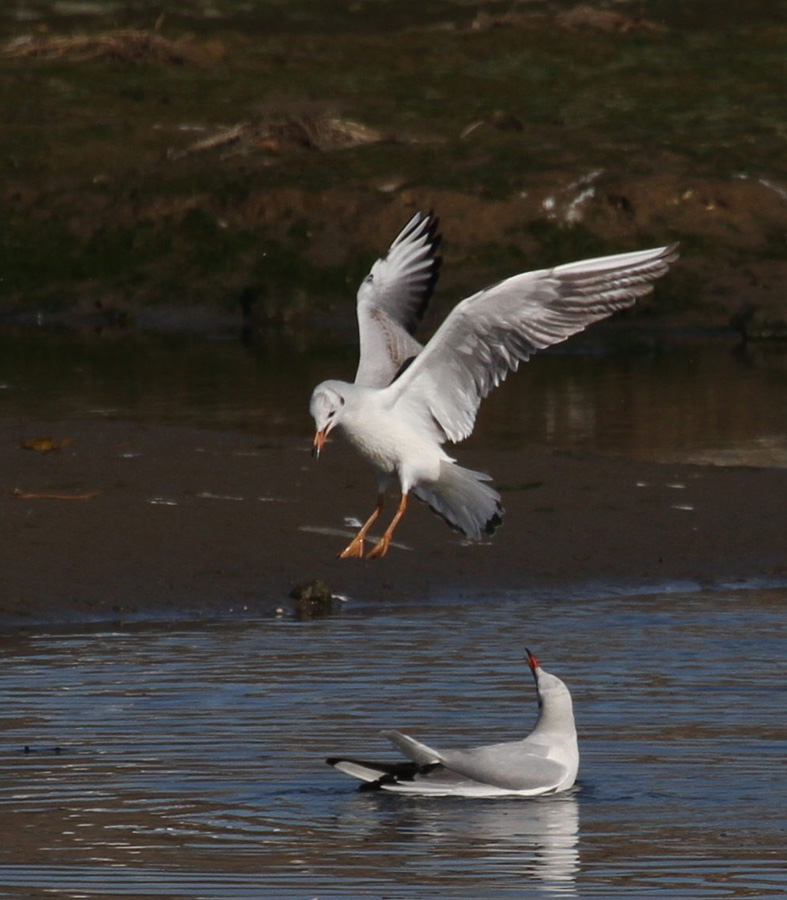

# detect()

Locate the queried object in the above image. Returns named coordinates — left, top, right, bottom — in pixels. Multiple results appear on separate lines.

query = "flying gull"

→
left=310, top=212, right=678, bottom=558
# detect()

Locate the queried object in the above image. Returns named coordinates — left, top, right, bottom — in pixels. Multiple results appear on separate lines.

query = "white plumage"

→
left=310, top=211, right=678, bottom=558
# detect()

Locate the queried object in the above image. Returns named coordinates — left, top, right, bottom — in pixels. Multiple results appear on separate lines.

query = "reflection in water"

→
left=348, top=794, right=581, bottom=893
left=479, top=340, right=787, bottom=466
left=1, top=327, right=786, bottom=465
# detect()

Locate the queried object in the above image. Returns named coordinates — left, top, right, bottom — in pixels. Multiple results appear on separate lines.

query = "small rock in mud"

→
left=289, top=578, right=335, bottom=619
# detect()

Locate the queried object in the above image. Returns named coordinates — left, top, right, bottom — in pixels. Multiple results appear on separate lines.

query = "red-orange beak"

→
left=525, top=648, right=540, bottom=673
left=312, top=427, right=328, bottom=459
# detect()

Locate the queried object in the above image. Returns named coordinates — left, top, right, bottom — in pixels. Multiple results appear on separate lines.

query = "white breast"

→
left=340, top=390, right=445, bottom=488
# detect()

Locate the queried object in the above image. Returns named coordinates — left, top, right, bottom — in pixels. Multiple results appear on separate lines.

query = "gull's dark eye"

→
left=327, top=410, right=335, bottom=419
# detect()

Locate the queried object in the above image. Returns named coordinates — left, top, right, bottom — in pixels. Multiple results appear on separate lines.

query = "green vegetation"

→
left=0, top=1, right=785, bottom=327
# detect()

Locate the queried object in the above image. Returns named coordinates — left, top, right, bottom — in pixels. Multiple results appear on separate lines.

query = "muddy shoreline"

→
left=2, top=417, right=785, bottom=632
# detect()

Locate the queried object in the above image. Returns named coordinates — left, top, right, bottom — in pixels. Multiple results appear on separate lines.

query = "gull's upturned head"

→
left=309, top=381, right=346, bottom=458
left=525, top=649, right=573, bottom=716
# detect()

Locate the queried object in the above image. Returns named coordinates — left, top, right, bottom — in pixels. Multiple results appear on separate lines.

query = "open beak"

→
left=312, top=427, right=328, bottom=459
left=525, top=648, right=540, bottom=674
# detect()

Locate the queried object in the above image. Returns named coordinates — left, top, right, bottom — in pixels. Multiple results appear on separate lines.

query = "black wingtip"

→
left=413, top=211, right=443, bottom=327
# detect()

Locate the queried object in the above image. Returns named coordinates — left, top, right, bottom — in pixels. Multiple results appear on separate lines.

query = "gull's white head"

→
left=310, top=381, right=347, bottom=458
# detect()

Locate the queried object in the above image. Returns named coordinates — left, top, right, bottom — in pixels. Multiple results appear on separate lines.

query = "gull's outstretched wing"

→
left=354, top=212, right=442, bottom=388
left=387, top=243, right=679, bottom=443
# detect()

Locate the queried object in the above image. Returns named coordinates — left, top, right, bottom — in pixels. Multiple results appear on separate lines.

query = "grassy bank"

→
left=1, top=1, right=785, bottom=332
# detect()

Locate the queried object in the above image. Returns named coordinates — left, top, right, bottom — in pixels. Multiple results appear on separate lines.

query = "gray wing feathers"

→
left=355, top=212, right=442, bottom=387
left=383, top=730, right=568, bottom=793
left=438, top=744, right=569, bottom=793
left=389, top=243, right=678, bottom=443
left=357, top=308, right=423, bottom=387
left=331, top=759, right=388, bottom=782
left=381, top=729, right=442, bottom=765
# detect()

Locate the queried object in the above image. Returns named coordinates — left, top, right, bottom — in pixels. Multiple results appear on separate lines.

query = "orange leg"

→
left=339, top=493, right=384, bottom=559
left=367, top=493, right=409, bottom=559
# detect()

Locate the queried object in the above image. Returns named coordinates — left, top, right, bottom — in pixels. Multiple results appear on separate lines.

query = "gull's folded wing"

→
left=381, top=729, right=442, bottom=765
left=383, top=730, right=569, bottom=793
left=438, top=744, right=570, bottom=794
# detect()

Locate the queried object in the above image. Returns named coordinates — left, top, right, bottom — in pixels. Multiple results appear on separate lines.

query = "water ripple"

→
left=1, top=587, right=785, bottom=898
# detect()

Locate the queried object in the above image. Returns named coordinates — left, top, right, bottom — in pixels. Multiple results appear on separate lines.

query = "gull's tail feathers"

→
left=326, top=756, right=420, bottom=784
left=413, top=461, right=504, bottom=540
left=326, top=754, right=476, bottom=794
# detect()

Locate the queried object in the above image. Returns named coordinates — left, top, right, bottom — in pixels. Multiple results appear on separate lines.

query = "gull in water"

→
left=326, top=648, right=578, bottom=797
left=310, top=212, right=678, bottom=558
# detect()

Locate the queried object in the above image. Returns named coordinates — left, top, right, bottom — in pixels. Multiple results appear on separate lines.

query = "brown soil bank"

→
left=1, top=419, right=785, bottom=630
left=1, top=9, right=785, bottom=335
left=3, top=169, right=786, bottom=339
left=229, top=176, right=787, bottom=335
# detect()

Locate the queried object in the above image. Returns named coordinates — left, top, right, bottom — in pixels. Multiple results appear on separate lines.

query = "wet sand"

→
left=1, top=417, right=785, bottom=630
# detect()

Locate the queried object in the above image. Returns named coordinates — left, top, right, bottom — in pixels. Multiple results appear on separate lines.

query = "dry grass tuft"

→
left=555, top=5, right=667, bottom=34
left=169, top=114, right=396, bottom=161
left=1, top=29, right=207, bottom=65
left=469, top=5, right=666, bottom=35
